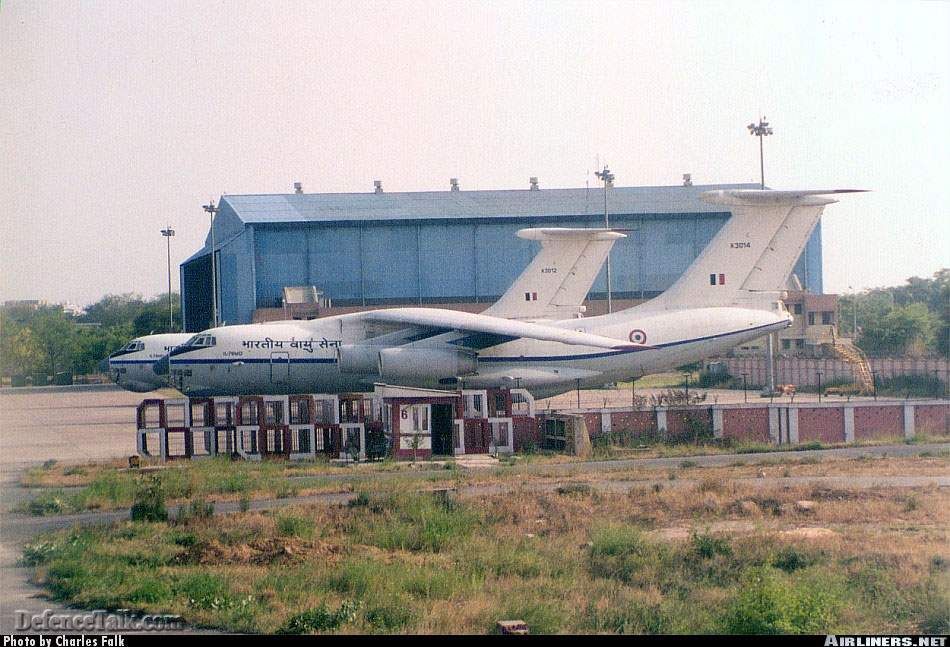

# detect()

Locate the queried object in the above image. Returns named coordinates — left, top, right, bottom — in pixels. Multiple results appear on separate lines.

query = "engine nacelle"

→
left=337, top=345, right=381, bottom=375
left=377, top=348, right=477, bottom=382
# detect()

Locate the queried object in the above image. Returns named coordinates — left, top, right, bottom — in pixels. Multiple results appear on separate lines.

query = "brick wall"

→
left=513, top=416, right=542, bottom=451
left=583, top=412, right=602, bottom=438
left=853, top=406, right=904, bottom=441
left=610, top=410, right=657, bottom=435
left=665, top=408, right=712, bottom=440
left=722, top=408, right=770, bottom=442
left=915, top=405, right=949, bottom=436
left=797, top=407, right=845, bottom=443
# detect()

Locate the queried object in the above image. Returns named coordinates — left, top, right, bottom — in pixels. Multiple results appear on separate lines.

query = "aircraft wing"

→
left=360, top=308, right=647, bottom=350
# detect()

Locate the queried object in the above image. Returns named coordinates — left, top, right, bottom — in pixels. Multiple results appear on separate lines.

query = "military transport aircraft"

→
left=107, top=333, right=191, bottom=392
left=110, top=223, right=621, bottom=393
left=156, top=189, right=863, bottom=398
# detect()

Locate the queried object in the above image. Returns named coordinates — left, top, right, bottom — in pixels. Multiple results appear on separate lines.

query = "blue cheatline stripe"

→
left=110, top=359, right=162, bottom=365
left=169, top=357, right=337, bottom=365
left=167, top=320, right=787, bottom=367
left=479, top=320, right=786, bottom=363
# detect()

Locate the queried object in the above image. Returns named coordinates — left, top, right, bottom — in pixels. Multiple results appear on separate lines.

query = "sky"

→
left=1, top=0, right=948, bottom=307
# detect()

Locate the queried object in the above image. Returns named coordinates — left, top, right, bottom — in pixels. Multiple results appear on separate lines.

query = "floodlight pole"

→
left=161, top=226, right=176, bottom=331
left=747, top=117, right=773, bottom=189
left=202, top=200, right=219, bottom=328
left=595, top=166, right=615, bottom=313
left=748, top=118, right=775, bottom=392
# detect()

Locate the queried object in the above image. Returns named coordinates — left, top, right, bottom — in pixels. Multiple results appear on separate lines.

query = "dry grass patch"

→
left=21, top=458, right=949, bottom=634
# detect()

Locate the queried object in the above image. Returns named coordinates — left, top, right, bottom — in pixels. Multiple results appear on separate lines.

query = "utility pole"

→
left=747, top=117, right=773, bottom=189
left=748, top=117, right=775, bottom=392
left=202, top=200, right=219, bottom=327
left=160, top=226, right=176, bottom=331
left=594, top=165, right=615, bottom=313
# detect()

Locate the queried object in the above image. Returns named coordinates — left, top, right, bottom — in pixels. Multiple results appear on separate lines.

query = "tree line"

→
left=1, top=293, right=181, bottom=378
left=836, top=269, right=948, bottom=358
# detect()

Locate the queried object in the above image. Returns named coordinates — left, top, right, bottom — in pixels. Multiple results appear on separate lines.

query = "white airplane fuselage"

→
left=167, top=304, right=791, bottom=399
left=108, top=333, right=192, bottom=393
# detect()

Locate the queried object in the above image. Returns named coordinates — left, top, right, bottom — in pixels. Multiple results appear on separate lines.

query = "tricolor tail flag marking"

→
left=709, top=273, right=726, bottom=286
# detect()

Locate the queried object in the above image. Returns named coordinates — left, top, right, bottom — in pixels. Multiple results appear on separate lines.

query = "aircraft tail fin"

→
left=484, top=228, right=625, bottom=320
left=646, top=189, right=866, bottom=310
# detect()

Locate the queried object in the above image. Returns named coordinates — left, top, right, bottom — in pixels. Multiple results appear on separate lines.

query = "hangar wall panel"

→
left=306, top=226, right=362, bottom=302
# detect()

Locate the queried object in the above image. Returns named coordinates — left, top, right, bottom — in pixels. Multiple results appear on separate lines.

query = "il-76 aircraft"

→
left=156, top=189, right=863, bottom=399
left=107, top=333, right=192, bottom=392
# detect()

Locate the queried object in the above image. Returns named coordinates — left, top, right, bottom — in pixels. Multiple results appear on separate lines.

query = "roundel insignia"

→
left=628, top=329, right=647, bottom=344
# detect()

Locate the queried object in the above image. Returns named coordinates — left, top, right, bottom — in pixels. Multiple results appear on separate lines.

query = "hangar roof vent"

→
left=374, top=180, right=383, bottom=194
left=294, top=181, right=303, bottom=194
left=529, top=177, right=539, bottom=191
left=450, top=178, right=459, bottom=192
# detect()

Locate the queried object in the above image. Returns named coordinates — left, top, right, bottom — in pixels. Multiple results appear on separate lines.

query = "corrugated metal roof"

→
left=219, top=183, right=758, bottom=224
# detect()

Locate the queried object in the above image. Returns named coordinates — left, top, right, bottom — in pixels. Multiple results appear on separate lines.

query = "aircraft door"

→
left=270, top=352, right=290, bottom=383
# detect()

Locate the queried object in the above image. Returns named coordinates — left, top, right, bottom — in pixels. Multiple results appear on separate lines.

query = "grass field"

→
left=20, top=455, right=950, bottom=634
left=16, top=438, right=948, bottom=517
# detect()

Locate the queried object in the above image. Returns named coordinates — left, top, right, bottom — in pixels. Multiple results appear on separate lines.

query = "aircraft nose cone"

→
left=153, top=355, right=169, bottom=376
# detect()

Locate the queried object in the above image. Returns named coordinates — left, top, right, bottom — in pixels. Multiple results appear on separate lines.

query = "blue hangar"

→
left=179, top=182, right=823, bottom=332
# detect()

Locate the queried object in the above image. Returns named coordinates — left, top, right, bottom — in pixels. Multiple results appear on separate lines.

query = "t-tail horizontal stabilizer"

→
left=484, top=228, right=626, bottom=320
left=646, top=189, right=868, bottom=310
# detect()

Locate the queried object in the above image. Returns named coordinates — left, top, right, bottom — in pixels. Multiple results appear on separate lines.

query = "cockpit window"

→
left=185, top=334, right=217, bottom=348
left=123, top=340, right=145, bottom=352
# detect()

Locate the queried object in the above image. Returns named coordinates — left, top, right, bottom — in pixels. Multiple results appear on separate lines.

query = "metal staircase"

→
left=833, top=337, right=874, bottom=393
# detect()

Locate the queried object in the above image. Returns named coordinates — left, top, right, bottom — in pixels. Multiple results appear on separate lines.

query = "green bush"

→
left=723, top=567, right=840, bottom=634
left=178, top=572, right=237, bottom=610
left=22, top=491, right=70, bottom=516
left=21, top=539, right=62, bottom=566
left=917, top=581, right=950, bottom=634
left=588, top=524, right=663, bottom=584
left=364, top=603, right=413, bottom=631
left=353, top=492, right=477, bottom=553
left=690, top=533, right=732, bottom=560
left=280, top=600, right=362, bottom=633
left=130, top=477, right=167, bottom=522
left=276, top=514, right=315, bottom=539
left=348, top=491, right=371, bottom=508
left=772, top=546, right=819, bottom=573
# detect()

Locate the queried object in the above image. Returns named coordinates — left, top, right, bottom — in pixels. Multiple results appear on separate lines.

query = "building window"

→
left=795, top=339, right=805, bottom=349
left=807, top=312, right=816, bottom=326
left=411, top=404, right=429, bottom=432
left=822, top=311, right=834, bottom=325
left=792, top=303, right=803, bottom=315
left=781, top=339, right=791, bottom=350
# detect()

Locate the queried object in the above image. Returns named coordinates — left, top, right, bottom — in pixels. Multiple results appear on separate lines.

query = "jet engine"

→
left=337, top=345, right=380, bottom=375
left=377, top=348, right=477, bottom=382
